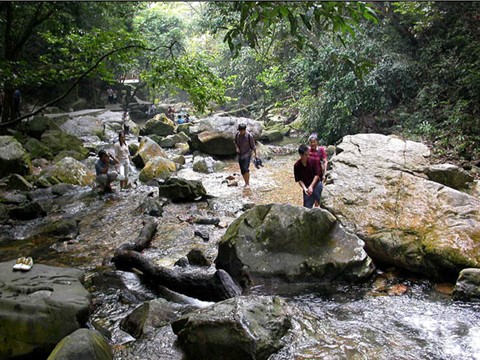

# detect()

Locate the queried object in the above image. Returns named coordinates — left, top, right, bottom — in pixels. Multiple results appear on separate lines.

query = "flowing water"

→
left=1, top=138, right=479, bottom=360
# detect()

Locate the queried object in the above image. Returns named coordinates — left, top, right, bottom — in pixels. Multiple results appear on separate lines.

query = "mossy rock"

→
left=23, top=137, right=54, bottom=160
left=40, top=130, right=89, bottom=159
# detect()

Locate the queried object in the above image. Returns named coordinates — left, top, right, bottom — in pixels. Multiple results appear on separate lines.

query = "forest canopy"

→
left=0, top=1, right=478, bottom=160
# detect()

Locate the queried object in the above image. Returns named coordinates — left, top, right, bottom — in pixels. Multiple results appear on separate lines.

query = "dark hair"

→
left=118, top=131, right=126, bottom=145
left=238, top=123, right=246, bottom=130
left=298, top=144, right=309, bottom=155
left=98, top=149, right=107, bottom=158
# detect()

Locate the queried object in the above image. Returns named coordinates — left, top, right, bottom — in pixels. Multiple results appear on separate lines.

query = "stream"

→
left=1, top=133, right=479, bottom=360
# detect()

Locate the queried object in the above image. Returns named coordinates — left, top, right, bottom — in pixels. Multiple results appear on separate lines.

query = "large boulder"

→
left=215, top=204, right=374, bottom=289
left=157, top=177, right=207, bottom=203
left=189, top=116, right=262, bottom=156
left=24, top=115, right=63, bottom=139
left=159, top=132, right=191, bottom=148
left=142, top=113, right=175, bottom=137
left=0, top=136, right=31, bottom=178
left=322, top=133, right=480, bottom=280
left=42, top=157, right=95, bottom=186
left=172, top=295, right=292, bottom=360
left=40, top=130, right=89, bottom=159
left=0, top=260, right=91, bottom=359
left=139, top=156, right=177, bottom=183
left=58, top=111, right=104, bottom=139
left=132, top=136, right=168, bottom=169
left=47, top=329, right=112, bottom=360
left=193, top=155, right=223, bottom=174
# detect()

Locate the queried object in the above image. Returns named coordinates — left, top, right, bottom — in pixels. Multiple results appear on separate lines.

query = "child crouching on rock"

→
left=95, top=149, right=119, bottom=193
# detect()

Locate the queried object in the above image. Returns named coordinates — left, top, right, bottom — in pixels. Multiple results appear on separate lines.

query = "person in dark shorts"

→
left=293, top=144, right=323, bottom=208
left=234, top=123, right=257, bottom=189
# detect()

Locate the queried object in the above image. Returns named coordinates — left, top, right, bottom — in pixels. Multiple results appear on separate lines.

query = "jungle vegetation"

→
left=0, top=1, right=478, bottom=161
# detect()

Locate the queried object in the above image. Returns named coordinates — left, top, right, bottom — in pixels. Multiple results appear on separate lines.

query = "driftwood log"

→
left=112, top=218, right=241, bottom=302
left=112, top=250, right=241, bottom=302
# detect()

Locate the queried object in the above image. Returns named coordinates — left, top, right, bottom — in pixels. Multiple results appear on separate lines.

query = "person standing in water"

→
left=234, top=123, right=257, bottom=189
left=114, top=131, right=131, bottom=190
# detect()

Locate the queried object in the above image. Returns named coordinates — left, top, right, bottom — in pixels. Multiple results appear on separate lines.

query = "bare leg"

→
left=243, top=172, right=250, bottom=187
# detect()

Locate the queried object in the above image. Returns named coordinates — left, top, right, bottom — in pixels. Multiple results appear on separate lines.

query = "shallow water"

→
left=1, top=141, right=479, bottom=360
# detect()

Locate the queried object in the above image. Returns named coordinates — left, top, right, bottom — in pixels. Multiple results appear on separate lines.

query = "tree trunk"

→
left=112, top=250, right=241, bottom=302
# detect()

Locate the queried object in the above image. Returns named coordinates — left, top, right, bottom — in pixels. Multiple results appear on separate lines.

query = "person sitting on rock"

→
left=95, top=149, right=119, bottom=193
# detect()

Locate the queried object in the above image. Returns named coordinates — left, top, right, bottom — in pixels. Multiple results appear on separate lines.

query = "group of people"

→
left=95, top=131, right=131, bottom=193
left=96, top=123, right=327, bottom=208
left=235, top=123, right=327, bottom=208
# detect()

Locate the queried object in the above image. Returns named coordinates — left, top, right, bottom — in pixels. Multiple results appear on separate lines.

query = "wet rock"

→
left=132, top=136, right=168, bottom=169
left=424, top=163, right=474, bottom=190
left=453, top=268, right=480, bottom=302
left=24, top=115, right=62, bottom=139
left=40, top=218, right=79, bottom=241
left=27, top=188, right=53, bottom=201
left=189, top=116, right=262, bottom=156
left=172, top=295, right=292, bottom=360
left=157, top=177, right=207, bottom=203
left=42, top=157, right=95, bottom=186
left=322, top=133, right=480, bottom=280
left=51, top=183, right=80, bottom=196
left=215, top=204, right=374, bottom=289
left=171, top=155, right=186, bottom=165
left=0, top=260, right=91, bottom=359
left=8, top=200, right=46, bottom=220
left=139, top=156, right=177, bottom=183
left=5, top=174, right=34, bottom=191
left=194, top=228, right=210, bottom=242
left=1, top=191, right=28, bottom=204
left=175, top=257, right=189, bottom=267
left=136, top=197, right=167, bottom=217
left=187, top=248, right=211, bottom=266
left=120, top=298, right=187, bottom=338
left=47, top=329, right=112, bottom=360
left=174, top=142, right=190, bottom=156
left=23, top=137, right=54, bottom=160
left=142, top=113, right=175, bottom=137
left=0, top=135, right=31, bottom=178
left=58, top=113, right=103, bottom=138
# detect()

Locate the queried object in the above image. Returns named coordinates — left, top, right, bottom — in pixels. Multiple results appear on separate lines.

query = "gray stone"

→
left=0, top=136, right=31, bottom=178
left=159, top=132, right=191, bottom=148
left=215, top=204, right=374, bottom=288
left=42, top=157, right=95, bottom=186
left=193, top=155, right=222, bottom=174
left=157, top=177, right=207, bottom=203
left=172, top=295, right=292, bottom=360
left=47, top=329, right=112, bottom=360
left=322, top=134, right=480, bottom=279
left=142, top=114, right=175, bottom=137
left=453, top=268, right=480, bottom=302
left=0, top=260, right=91, bottom=359
left=187, top=248, right=211, bottom=266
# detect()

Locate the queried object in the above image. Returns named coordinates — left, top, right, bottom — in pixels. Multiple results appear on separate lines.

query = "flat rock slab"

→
left=0, top=260, right=91, bottom=359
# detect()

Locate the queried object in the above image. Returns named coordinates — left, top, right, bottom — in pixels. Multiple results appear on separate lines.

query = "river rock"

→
left=172, top=295, right=292, bottom=360
left=8, top=201, right=46, bottom=220
left=142, top=113, right=175, bottom=137
left=215, top=204, right=374, bottom=289
left=423, top=163, right=474, bottom=190
left=159, top=132, right=190, bottom=148
left=0, top=135, right=31, bottom=178
left=132, top=136, right=168, bottom=169
left=24, top=115, right=62, bottom=139
left=139, top=156, right=177, bottom=183
left=187, top=248, right=211, bottom=266
left=259, top=129, right=284, bottom=143
left=47, top=329, right=112, bottom=360
left=40, top=130, right=89, bottom=159
left=59, top=113, right=104, bottom=138
left=452, top=268, right=480, bottom=302
left=193, top=155, right=222, bottom=174
left=157, top=177, right=207, bottom=203
left=5, top=173, right=34, bottom=191
left=23, top=137, right=54, bottom=160
left=0, top=260, right=91, bottom=359
left=42, top=157, right=95, bottom=186
left=189, top=116, right=262, bottom=156
left=120, top=298, right=188, bottom=339
left=322, top=133, right=480, bottom=280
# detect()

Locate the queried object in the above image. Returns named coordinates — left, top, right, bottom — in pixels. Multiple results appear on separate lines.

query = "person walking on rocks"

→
left=95, top=149, right=119, bottom=193
left=107, top=87, right=114, bottom=104
left=308, top=133, right=328, bottom=206
left=235, top=123, right=257, bottom=189
left=114, top=131, right=131, bottom=190
left=294, top=144, right=323, bottom=208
